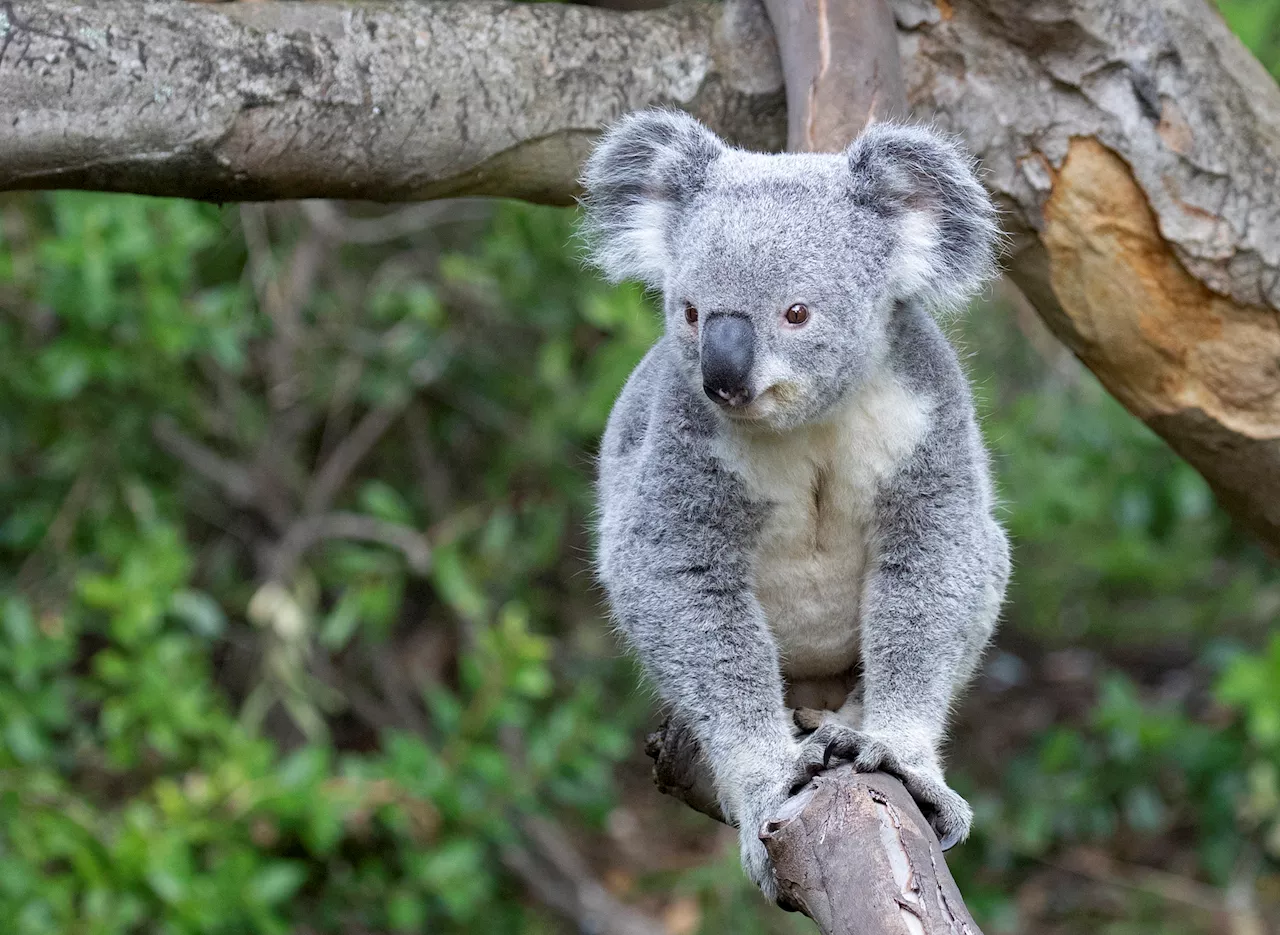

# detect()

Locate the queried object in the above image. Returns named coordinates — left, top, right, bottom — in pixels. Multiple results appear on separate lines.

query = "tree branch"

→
left=761, top=0, right=906, bottom=150
left=267, top=511, right=433, bottom=582
left=0, top=0, right=784, bottom=204
left=891, top=0, right=1280, bottom=553
left=501, top=814, right=666, bottom=935
left=646, top=718, right=985, bottom=934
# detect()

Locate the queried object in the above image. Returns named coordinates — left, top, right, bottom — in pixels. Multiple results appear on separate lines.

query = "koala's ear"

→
left=846, top=124, right=999, bottom=311
left=580, top=109, right=725, bottom=287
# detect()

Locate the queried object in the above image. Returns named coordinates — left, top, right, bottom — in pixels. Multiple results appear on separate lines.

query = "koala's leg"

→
left=789, top=672, right=862, bottom=734
left=955, top=521, right=1010, bottom=686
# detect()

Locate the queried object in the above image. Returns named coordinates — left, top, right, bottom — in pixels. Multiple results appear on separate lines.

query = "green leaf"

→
left=248, top=862, right=307, bottom=906
left=168, top=589, right=226, bottom=638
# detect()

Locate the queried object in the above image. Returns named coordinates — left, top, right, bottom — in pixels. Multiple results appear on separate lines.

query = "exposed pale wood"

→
left=761, top=0, right=907, bottom=150
left=891, top=0, right=1280, bottom=552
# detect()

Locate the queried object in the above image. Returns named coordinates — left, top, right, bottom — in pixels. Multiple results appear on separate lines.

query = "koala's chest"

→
left=715, top=379, right=931, bottom=679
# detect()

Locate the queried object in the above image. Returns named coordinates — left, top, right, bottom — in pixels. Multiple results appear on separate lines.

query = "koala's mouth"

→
left=720, top=383, right=795, bottom=423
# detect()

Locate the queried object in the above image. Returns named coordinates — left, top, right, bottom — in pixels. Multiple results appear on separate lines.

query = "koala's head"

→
left=580, top=110, right=998, bottom=430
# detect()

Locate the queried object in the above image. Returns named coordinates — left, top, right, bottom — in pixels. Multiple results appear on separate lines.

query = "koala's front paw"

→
left=792, top=724, right=973, bottom=850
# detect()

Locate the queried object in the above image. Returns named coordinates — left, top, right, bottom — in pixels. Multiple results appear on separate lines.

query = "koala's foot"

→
left=790, top=706, right=829, bottom=734
left=737, top=817, right=779, bottom=904
left=728, top=762, right=800, bottom=905
left=790, top=704, right=861, bottom=735
left=790, top=724, right=972, bottom=850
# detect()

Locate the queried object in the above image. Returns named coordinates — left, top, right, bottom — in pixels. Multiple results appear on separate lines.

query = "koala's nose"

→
left=701, top=314, right=755, bottom=408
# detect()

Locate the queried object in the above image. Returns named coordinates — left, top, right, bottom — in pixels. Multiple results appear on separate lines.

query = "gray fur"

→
left=584, top=110, right=1009, bottom=901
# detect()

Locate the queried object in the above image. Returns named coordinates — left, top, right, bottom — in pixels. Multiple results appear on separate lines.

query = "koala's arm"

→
left=597, top=352, right=794, bottom=817
left=858, top=315, right=1009, bottom=767
left=795, top=316, right=1010, bottom=849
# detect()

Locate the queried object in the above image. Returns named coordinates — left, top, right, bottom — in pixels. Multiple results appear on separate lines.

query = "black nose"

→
left=701, top=314, right=755, bottom=407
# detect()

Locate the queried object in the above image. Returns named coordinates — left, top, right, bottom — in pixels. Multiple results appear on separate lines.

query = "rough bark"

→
left=647, top=718, right=985, bottom=935
left=0, top=0, right=784, bottom=202
left=4, top=0, right=1278, bottom=550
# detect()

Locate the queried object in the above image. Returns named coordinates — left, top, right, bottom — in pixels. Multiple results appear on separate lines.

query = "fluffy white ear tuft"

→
left=580, top=110, right=726, bottom=288
left=846, top=123, right=1000, bottom=312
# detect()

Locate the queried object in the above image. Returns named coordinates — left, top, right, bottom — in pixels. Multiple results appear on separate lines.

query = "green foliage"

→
left=1, top=8, right=1279, bottom=927
left=0, top=195, right=648, bottom=933
left=1217, top=0, right=1280, bottom=77
left=960, top=307, right=1270, bottom=649
left=7, top=188, right=1278, bottom=935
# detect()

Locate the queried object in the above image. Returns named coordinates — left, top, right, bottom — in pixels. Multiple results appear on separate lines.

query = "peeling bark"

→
left=761, top=0, right=906, bottom=151
left=892, top=0, right=1280, bottom=550
left=764, top=770, right=980, bottom=935
left=1042, top=139, right=1280, bottom=539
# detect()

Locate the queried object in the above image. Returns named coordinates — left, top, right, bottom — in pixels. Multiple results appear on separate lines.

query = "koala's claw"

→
left=793, top=724, right=973, bottom=851
left=786, top=746, right=828, bottom=794
left=938, top=825, right=963, bottom=852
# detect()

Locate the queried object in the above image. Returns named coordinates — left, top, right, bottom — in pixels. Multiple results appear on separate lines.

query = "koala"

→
left=582, top=110, right=1009, bottom=902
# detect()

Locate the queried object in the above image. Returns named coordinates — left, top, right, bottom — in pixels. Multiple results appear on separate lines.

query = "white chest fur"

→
left=715, top=372, right=933, bottom=679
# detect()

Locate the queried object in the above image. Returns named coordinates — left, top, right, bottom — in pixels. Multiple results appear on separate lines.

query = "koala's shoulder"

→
left=885, top=300, right=973, bottom=413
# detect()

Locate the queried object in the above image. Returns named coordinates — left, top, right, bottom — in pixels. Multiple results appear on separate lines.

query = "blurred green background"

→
left=3, top=3, right=1280, bottom=933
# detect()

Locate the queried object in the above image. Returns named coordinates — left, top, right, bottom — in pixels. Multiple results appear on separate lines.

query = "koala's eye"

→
left=784, top=303, right=810, bottom=326
left=684, top=303, right=699, bottom=325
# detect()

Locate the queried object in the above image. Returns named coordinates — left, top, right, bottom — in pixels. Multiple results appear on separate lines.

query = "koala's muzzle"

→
left=701, top=314, right=754, bottom=408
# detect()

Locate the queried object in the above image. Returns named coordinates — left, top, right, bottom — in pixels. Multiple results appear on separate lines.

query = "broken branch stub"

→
left=646, top=718, right=984, bottom=934
left=763, top=770, right=982, bottom=935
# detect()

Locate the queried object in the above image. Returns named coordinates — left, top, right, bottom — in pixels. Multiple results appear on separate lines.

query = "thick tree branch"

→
left=761, top=0, right=906, bottom=150
left=0, top=0, right=783, bottom=203
left=6, top=0, right=1279, bottom=549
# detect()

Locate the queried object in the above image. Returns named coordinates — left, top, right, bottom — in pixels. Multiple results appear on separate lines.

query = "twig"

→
left=14, top=462, right=97, bottom=592
left=268, top=511, right=433, bottom=582
left=315, top=355, right=366, bottom=469
left=241, top=205, right=300, bottom=412
left=368, top=645, right=433, bottom=738
left=299, top=200, right=492, bottom=245
left=406, top=400, right=453, bottom=519
left=1048, top=847, right=1268, bottom=933
left=1225, top=848, right=1266, bottom=935
left=152, top=416, right=258, bottom=505
left=308, top=650, right=402, bottom=733
left=303, top=402, right=402, bottom=517
left=1048, top=848, right=1225, bottom=915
